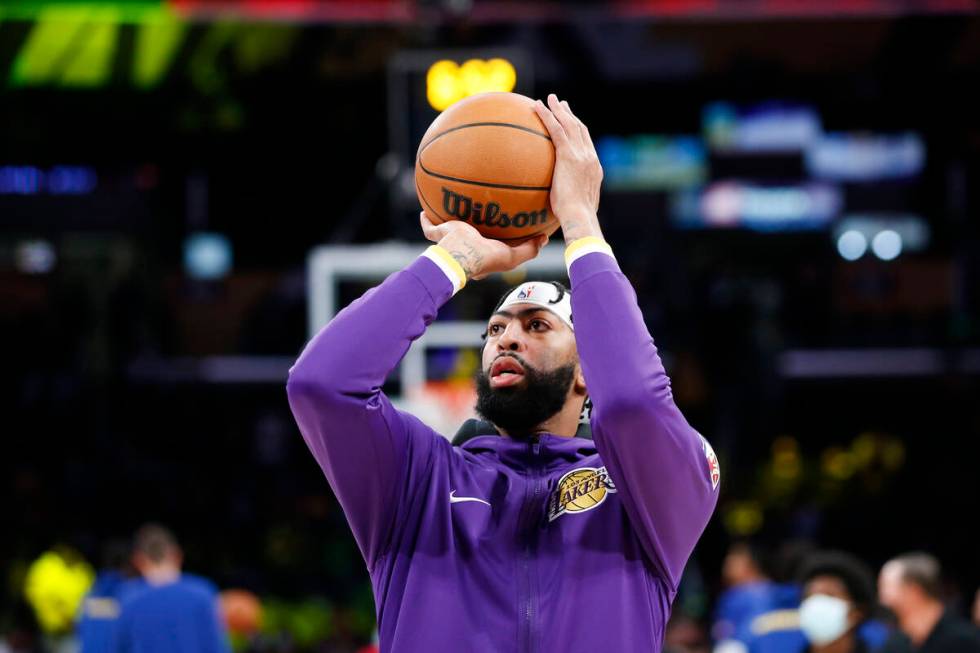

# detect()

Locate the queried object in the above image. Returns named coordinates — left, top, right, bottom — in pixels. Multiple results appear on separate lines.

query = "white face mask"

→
left=799, top=594, right=851, bottom=646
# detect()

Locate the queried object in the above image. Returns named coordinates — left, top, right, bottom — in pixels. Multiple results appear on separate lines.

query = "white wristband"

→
left=565, top=236, right=615, bottom=272
left=422, top=245, right=467, bottom=295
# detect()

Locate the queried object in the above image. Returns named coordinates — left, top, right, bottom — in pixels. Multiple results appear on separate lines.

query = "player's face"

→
left=480, top=305, right=578, bottom=388
left=475, top=305, right=580, bottom=436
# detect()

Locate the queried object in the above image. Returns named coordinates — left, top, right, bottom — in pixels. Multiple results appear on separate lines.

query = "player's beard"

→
left=474, top=354, right=576, bottom=440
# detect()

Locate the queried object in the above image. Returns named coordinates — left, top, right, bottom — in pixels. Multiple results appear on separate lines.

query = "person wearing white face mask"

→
left=797, top=551, right=883, bottom=653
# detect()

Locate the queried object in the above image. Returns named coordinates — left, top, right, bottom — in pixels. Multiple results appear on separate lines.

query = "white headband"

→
left=497, top=282, right=573, bottom=330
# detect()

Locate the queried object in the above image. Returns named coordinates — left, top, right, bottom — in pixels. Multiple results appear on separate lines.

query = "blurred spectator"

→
left=110, top=524, right=230, bottom=653
left=77, top=540, right=142, bottom=653
left=667, top=613, right=712, bottom=653
left=974, top=588, right=980, bottom=628
left=712, top=541, right=800, bottom=653
left=796, top=551, right=888, bottom=652
left=878, top=553, right=980, bottom=653
left=722, top=549, right=891, bottom=653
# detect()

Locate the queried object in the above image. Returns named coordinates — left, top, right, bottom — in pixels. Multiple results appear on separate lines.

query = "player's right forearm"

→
left=286, top=253, right=455, bottom=568
left=286, top=250, right=454, bottom=417
left=286, top=254, right=455, bottom=408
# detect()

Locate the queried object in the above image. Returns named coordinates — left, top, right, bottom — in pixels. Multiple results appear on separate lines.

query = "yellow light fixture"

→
left=426, top=58, right=517, bottom=112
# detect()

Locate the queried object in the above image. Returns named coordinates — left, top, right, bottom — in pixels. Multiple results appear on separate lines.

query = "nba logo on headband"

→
left=498, top=282, right=573, bottom=331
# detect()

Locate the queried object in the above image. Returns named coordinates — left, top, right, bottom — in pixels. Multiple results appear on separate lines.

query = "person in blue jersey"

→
left=713, top=541, right=801, bottom=653
left=110, top=524, right=230, bottom=653
left=740, top=550, right=890, bottom=653
left=77, top=540, right=144, bottom=653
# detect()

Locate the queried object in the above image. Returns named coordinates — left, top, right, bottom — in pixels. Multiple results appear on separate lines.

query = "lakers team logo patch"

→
left=548, top=466, right=617, bottom=521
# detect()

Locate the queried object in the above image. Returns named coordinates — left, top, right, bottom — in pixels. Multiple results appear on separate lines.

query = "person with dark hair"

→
left=712, top=541, right=801, bottom=653
left=796, top=551, right=883, bottom=653
left=878, top=553, right=980, bottom=653
left=721, top=550, right=890, bottom=653
left=109, top=524, right=230, bottom=653
left=286, top=94, right=720, bottom=651
left=77, top=540, right=142, bottom=653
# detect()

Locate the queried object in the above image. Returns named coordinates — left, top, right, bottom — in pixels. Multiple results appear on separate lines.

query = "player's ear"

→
left=574, top=364, right=587, bottom=395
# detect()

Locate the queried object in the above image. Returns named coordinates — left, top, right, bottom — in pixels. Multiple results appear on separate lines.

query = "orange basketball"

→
left=415, top=92, right=558, bottom=243
left=219, top=589, right=262, bottom=635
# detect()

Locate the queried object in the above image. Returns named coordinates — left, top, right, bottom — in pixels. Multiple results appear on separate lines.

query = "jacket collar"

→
left=459, top=431, right=597, bottom=473
left=451, top=418, right=592, bottom=445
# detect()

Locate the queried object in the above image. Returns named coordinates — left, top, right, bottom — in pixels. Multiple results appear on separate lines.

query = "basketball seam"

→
left=419, top=121, right=552, bottom=154
left=416, top=179, right=448, bottom=223
left=418, top=162, right=552, bottom=192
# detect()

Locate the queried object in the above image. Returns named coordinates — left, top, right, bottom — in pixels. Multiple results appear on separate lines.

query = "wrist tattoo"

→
left=448, top=242, right=483, bottom=279
left=562, top=217, right=602, bottom=244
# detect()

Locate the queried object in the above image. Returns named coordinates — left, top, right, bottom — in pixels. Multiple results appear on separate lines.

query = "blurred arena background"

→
left=2, top=0, right=979, bottom=651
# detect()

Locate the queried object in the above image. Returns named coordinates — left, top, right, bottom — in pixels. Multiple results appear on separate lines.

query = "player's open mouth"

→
left=489, top=357, right=525, bottom=388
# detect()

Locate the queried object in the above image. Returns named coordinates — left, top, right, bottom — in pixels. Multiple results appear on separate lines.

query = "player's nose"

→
left=496, top=321, right=526, bottom=352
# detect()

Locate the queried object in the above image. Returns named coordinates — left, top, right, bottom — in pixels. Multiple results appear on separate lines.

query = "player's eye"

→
left=487, top=323, right=504, bottom=336
left=529, top=319, right=548, bottom=331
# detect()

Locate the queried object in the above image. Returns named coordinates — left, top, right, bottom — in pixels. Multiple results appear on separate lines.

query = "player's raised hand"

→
left=420, top=212, right=548, bottom=281
left=533, top=94, right=605, bottom=244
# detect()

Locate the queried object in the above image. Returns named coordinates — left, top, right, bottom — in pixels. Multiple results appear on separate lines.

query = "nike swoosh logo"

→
left=449, top=490, right=491, bottom=507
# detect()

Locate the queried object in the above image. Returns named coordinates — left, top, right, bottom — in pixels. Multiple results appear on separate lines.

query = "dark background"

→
left=2, top=0, right=979, bottom=648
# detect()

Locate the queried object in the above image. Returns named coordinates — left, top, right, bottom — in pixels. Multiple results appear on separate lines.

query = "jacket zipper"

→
left=520, top=441, right=542, bottom=653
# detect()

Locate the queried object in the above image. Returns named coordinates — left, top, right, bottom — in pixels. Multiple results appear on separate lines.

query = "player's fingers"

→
left=507, top=234, right=548, bottom=267
left=580, top=121, right=596, bottom=153
left=534, top=100, right=569, bottom=148
left=562, top=100, right=591, bottom=148
left=549, top=95, right=583, bottom=148
left=419, top=211, right=449, bottom=243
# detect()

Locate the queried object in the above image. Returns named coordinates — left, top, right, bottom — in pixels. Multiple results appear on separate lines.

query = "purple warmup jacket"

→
left=286, top=250, right=719, bottom=652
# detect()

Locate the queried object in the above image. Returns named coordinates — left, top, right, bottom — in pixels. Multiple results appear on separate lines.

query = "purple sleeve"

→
left=286, top=255, right=454, bottom=570
left=569, top=251, right=719, bottom=591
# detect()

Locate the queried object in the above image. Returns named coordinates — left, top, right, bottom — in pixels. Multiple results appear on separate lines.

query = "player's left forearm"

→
left=558, top=209, right=605, bottom=246
left=568, top=249, right=719, bottom=589
left=568, top=251, right=670, bottom=409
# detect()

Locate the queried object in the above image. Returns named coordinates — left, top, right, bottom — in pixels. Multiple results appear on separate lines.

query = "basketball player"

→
left=287, top=94, right=719, bottom=652
left=110, top=525, right=229, bottom=653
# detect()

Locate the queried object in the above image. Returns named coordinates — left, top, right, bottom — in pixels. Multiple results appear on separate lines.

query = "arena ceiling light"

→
left=426, top=58, right=516, bottom=112
left=832, top=213, right=927, bottom=261
left=871, top=229, right=903, bottom=261
left=836, top=230, right=867, bottom=261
